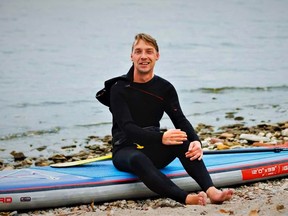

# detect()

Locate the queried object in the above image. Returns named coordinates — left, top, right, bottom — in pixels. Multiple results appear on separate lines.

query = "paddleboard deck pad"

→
left=1, top=151, right=288, bottom=211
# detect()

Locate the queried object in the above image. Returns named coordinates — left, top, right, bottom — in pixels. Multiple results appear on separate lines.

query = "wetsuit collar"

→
left=126, top=64, right=134, bottom=82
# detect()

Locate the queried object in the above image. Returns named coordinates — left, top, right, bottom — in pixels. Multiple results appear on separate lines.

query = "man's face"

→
left=131, top=39, right=160, bottom=74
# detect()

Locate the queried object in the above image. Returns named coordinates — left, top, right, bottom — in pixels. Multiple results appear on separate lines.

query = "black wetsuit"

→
left=110, top=67, right=214, bottom=204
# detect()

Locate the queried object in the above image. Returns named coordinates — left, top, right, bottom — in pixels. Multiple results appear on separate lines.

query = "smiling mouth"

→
left=139, top=62, right=149, bottom=65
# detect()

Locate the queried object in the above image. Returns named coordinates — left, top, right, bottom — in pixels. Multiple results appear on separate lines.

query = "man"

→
left=109, top=33, right=233, bottom=205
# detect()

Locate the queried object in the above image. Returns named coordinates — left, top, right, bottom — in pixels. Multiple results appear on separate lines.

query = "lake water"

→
left=0, top=0, right=287, bottom=160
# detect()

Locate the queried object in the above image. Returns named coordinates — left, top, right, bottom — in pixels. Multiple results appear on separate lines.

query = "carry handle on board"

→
left=50, top=147, right=287, bottom=168
left=204, top=147, right=286, bottom=154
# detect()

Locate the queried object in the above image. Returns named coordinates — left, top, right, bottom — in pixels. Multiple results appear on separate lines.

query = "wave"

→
left=75, top=122, right=112, bottom=128
left=184, top=85, right=288, bottom=94
left=9, top=100, right=92, bottom=108
left=0, top=127, right=61, bottom=141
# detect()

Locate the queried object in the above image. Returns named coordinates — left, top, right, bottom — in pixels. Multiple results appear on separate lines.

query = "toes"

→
left=210, top=189, right=233, bottom=204
left=186, top=192, right=207, bottom=206
left=198, top=191, right=207, bottom=205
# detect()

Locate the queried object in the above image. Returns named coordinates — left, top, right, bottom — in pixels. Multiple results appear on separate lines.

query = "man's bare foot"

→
left=206, top=187, right=234, bottom=204
left=185, top=191, right=207, bottom=206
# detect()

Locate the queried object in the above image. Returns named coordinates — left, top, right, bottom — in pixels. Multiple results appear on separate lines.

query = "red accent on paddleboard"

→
left=0, top=197, right=12, bottom=204
left=241, top=162, right=288, bottom=180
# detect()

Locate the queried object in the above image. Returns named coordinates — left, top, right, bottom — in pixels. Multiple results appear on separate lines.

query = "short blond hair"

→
left=132, top=33, right=159, bottom=53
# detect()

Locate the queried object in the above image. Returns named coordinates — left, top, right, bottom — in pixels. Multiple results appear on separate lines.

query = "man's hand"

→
left=185, top=141, right=203, bottom=161
left=162, top=129, right=187, bottom=145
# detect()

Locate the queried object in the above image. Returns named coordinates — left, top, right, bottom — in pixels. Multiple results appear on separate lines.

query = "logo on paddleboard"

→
left=20, top=197, right=32, bottom=202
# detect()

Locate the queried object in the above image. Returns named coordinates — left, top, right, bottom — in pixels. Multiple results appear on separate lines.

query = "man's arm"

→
left=110, top=82, right=163, bottom=145
left=164, top=84, right=201, bottom=143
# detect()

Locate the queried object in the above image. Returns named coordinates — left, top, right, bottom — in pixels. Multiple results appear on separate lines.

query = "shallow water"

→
left=0, top=0, right=287, bottom=160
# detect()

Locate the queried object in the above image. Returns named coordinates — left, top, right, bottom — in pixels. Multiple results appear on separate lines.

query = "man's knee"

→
left=128, top=151, right=153, bottom=171
left=129, top=151, right=147, bottom=164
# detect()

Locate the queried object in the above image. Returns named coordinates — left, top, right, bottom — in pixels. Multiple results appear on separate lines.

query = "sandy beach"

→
left=81, top=178, right=288, bottom=216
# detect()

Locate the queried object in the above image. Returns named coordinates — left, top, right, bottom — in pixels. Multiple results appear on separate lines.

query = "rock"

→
left=225, top=112, right=235, bottom=119
left=216, top=143, right=230, bottom=150
left=281, top=128, right=288, bottom=137
left=8, top=211, right=18, bottom=216
left=249, top=209, right=260, bottom=215
left=276, top=204, right=285, bottom=211
left=22, top=158, right=33, bottom=166
left=72, top=150, right=90, bottom=159
left=219, top=133, right=234, bottom=139
left=49, top=154, right=67, bottom=162
left=103, top=135, right=112, bottom=143
left=35, top=157, right=51, bottom=166
left=86, top=144, right=101, bottom=150
left=274, top=131, right=282, bottom=138
left=127, top=200, right=136, bottom=205
left=234, top=116, right=244, bottom=121
left=3, top=165, right=14, bottom=170
left=210, top=138, right=224, bottom=144
left=239, top=134, right=270, bottom=142
left=265, top=132, right=273, bottom=138
left=201, top=140, right=209, bottom=147
left=10, top=151, right=26, bottom=161
left=61, top=145, right=77, bottom=149
left=36, top=146, right=47, bottom=151
left=230, top=145, right=245, bottom=149
left=87, top=135, right=100, bottom=139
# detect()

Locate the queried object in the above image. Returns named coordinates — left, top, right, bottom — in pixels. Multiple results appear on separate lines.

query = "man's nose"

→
left=140, top=52, right=147, bottom=58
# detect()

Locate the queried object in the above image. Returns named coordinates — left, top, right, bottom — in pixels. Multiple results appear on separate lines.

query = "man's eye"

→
left=134, top=50, right=141, bottom=54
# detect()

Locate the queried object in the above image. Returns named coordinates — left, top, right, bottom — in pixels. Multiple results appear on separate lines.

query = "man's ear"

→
left=156, top=52, right=160, bottom=60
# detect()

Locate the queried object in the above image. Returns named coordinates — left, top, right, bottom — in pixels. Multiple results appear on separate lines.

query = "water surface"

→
left=0, top=0, right=287, bottom=160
